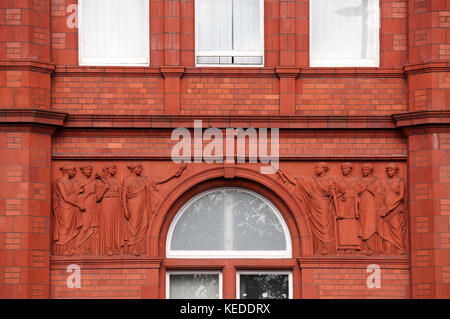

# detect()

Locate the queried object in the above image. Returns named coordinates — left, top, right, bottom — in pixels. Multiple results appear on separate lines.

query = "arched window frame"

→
left=166, top=187, right=293, bottom=259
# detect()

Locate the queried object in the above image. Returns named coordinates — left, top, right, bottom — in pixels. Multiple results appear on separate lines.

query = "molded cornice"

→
left=50, top=256, right=163, bottom=270
left=0, top=109, right=67, bottom=126
left=0, top=60, right=55, bottom=74
left=298, top=256, right=409, bottom=269
left=63, top=114, right=396, bottom=130
left=393, top=110, right=450, bottom=127
left=404, top=62, right=450, bottom=76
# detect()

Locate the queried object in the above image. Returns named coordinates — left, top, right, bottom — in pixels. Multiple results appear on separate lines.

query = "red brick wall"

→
left=296, top=77, right=407, bottom=115
left=408, top=130, right=450, bottom=298
left=0, top=70, right=51, bottom=110
left=51, top=130, right=406, bottom=159
left=0, top=130, right=53, bottom=298
left=49, top=258, right=161, bottom=299
left=50, top=267, right=149, bottom=298
left=1, top=0, right=450, bottom=299
left=52, top=76, right=164, bottom=115
left=1, top=0, right=51, bottom=62
left=302, top=264, right=410, bottom=299
left=181, top=77, right=280, bottom=115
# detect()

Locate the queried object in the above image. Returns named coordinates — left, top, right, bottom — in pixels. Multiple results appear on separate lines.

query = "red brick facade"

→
left=0, top=0, right=449, bottom=299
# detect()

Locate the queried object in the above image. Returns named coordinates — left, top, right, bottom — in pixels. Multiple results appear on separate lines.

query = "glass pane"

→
left=81, top=0, right=148, bottom=63
left=169, top=274, right=220, bottom=299
left=197, top=0, right=232, bottom=51
left=170, top=188, right=287, bottom=252
left=233, top=56, right=263, bottom=65
left=233, top=0, right=262, bottom=51
left=240, top=274, right=289, bottom=299
left=310, top=0, right=378, bottom=63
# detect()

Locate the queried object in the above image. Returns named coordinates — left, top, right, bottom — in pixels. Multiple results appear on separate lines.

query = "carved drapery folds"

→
left=52, top=161, right=405, bottom=257
left=277, top=162, right=407, bottom=256
left=52, top=163, right=186, bottom=256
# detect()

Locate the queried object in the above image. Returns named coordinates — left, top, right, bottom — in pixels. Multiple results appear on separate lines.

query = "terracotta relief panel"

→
left=52, top=162, right=186, bottom=257
left=276, top=162, right=407, bottom=256
left=52, top=161, right=406, bottom=257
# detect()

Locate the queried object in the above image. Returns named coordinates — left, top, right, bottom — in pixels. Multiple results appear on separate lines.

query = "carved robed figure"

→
left=334, top=162, right=361, bottom=253
left=122, top=164, right=158, bottom=256
left=53, top=165, right=84, bottom=256
left=74, top=164, right=100, bottom=254
left=121, top=163, right=187, bottom=256
left=278, top=162, right=337, bottom=255
left=358, top=163, right=384, bottom=255
left=96, top=164, right=125, bottom=256
left=381, top=163, right=406, bottom=254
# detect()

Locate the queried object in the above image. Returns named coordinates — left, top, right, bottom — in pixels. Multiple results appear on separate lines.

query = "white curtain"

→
left=80, top=0, right=149, bottom=65
left=310, top=0, right=379, bottom=66
left=169, top=274, right=220, bottom=299
left=197, top=0, right=232, bottom=52
left=233, top=0, right=262, bottom=52
left=197, top=0, right=263, bottom=61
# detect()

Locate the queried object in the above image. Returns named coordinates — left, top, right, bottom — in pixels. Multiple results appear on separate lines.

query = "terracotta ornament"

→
left=358, top=163, right=384, bottom=255
left=380, top=163, right=406, bottom=254
left=96, top=164, right=125, bottom=256
left=275, top=162, right=407, bottom=256
left=52, top=163, right=187, bottom=256
left=122, top=163, right=187, bottom=256
left=52, top=165, right=83, bottom=256
left=278, top=162, right=337, bottom=255
left=74, top=164, right=101, bottom=255
left=334, top=162, right=361, bottom=253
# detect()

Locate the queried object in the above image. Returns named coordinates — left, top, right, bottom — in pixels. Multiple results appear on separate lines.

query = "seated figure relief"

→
left=276, top=162, right=407, bottom=256
left=52, top=163, right=186, bottom=257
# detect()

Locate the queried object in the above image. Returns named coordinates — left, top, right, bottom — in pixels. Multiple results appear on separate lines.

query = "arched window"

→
left=167, top=187, right=292, bottom=258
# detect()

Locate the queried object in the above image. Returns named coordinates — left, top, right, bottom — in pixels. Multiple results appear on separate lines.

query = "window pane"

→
left=310, top=0, right=379, bottom=66
left=169, top=274, right=220, bottom=299
left=239, top=274, right=289, bottom=299
left=80, top=0, right=148, bottom=65
left=170, top=188, right=288, bottom=252
left=233, top=0, right=262, bottom=51
left=197, top=0, right=232, bottom=52
left=233, top=56, right=263, bottom=65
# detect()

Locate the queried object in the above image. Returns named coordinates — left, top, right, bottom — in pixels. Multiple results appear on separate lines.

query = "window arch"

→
left=166, top=187, right=292, bottom=258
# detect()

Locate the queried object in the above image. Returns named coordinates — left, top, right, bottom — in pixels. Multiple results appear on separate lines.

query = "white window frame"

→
left=78, top=0, right=150, bottom=66
left=236, top=270, right=293, bottom=299
left=166, top=187, right=292, bottom=259
left=309, top=0, right=380, bottom=67
left=166, top=271, right=223, bottom=299
left=195, top=0, right=265, bottom=67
